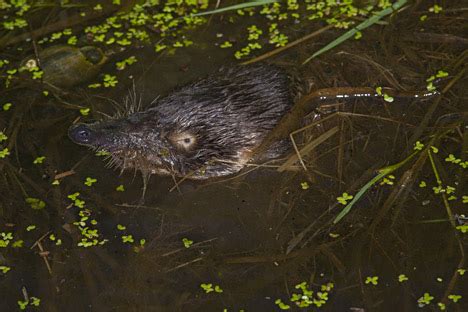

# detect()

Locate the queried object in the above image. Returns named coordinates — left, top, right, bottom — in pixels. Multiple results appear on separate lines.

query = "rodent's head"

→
left=68, top=120, right=137, bottom=153
left=68, top=113, right=223, bottom=178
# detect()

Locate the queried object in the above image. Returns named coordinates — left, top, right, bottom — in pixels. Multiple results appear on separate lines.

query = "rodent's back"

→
left=153, top=64, right=296, bottom=131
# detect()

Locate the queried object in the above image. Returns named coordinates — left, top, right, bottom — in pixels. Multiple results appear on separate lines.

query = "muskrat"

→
left=69, top=63, right=305, bottom=180
left=69, top=63, right=438, bottom=181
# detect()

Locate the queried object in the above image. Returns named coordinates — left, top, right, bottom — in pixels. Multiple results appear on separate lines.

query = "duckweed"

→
left=0, top=132, right=7, bottom=142
left=84, top=177, right=97, bottom=186
left=413, top=141, right=424, bottom=151
left=200, top=283, right=213, bottom=293
left=68, top=192, right=108, bottom=248
left=116, top=56, right=137, bottom=71
left=33, top=156, right=45, bottom=164
left=444, top=153, right=467, bottom=169
left=3, top=17, right=27, bottom=30
left=0, top=231, right=13, bottom=247
left=67, top=36, right=78, bottom=45
left=26, top=225, right=36, bottom=231
left=0, top=147, right=9, bottom=158
left=103, top=74, right=118, bottom=87
left=49, top=234, right=62, bottom=246
left=448, top=294, right=462, bottom=303
left=417, top=292, right=434, bottom=307
left=219, top=41, right=233, bottom=48
left=30, top=297, right=40, bottom=306
left=282, top=281, right=334, bottom=309
left=337, top=192, right=353, bottom=205
left=80, top=108, right=90, bottom=116
left=429, top=4, right=443, bottom=14
left=3, top=102, right=12, bottom=111
left=17, top=296, right=40, bottom=310
left=122, top=234, right=134, bottom=243
left=456, top=225, right=468, bottom=233
left=17, top=300, right=28, bottom=310
left=445, top=154, right=461, bottom=164
left=182, top=237, right=193, bottom=248
left=12, top=240, right=23, bottom=248
left=275, top=299, right=290, bottom=310
left=380, top=175, right=395, bottom=186
left=200, top=282, right=223, bottom=293
left=25, top=197, right=46, bottom=210
left=365, top=276, right=379, bottom=285
left=383, top=94, right=394, bottom=102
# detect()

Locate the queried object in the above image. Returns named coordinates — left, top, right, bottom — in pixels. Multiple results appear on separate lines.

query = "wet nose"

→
left=68, top=124, right=95, bottom=145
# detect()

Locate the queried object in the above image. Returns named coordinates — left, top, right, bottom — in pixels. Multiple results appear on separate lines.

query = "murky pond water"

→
left=0, top=1, right=466, bottom=311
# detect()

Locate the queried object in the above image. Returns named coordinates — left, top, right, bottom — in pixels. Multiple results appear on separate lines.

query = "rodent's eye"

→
left=168, top=132, right=197, bottom=151
left=78, top=129, right=90, bottom=140
left=69, top=124, right=94, bottom=145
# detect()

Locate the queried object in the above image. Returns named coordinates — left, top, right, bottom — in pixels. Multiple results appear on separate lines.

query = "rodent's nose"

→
left=68, top=124, right=95, bottom=145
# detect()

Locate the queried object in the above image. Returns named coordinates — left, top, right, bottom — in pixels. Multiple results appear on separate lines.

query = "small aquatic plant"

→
left=365, top=276, right=379, bottom=285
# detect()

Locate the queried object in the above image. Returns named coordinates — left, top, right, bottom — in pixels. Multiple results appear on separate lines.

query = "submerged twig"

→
left=31, top=231, right=53, bottom=275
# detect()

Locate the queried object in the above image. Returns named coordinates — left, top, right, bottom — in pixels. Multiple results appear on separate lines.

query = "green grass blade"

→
left=191, top=0, right=279, bottom=17
left=303, top=0, right=408, bottom=65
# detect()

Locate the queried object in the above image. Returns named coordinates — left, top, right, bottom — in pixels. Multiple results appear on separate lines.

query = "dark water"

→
left=0, top=1, right=466, bottom=311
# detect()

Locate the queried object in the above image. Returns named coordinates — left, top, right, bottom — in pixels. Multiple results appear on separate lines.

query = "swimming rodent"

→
left=69, top=63, right=305, bottom=179
left=68, top=63, right=438, bottom=180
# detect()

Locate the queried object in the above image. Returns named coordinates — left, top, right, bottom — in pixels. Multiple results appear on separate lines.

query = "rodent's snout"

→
left=68, top=124, right=95, bottom=145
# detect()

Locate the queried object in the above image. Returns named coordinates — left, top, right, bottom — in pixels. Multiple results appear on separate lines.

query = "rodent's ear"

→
left=168, top=131, right=197, bottom=152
